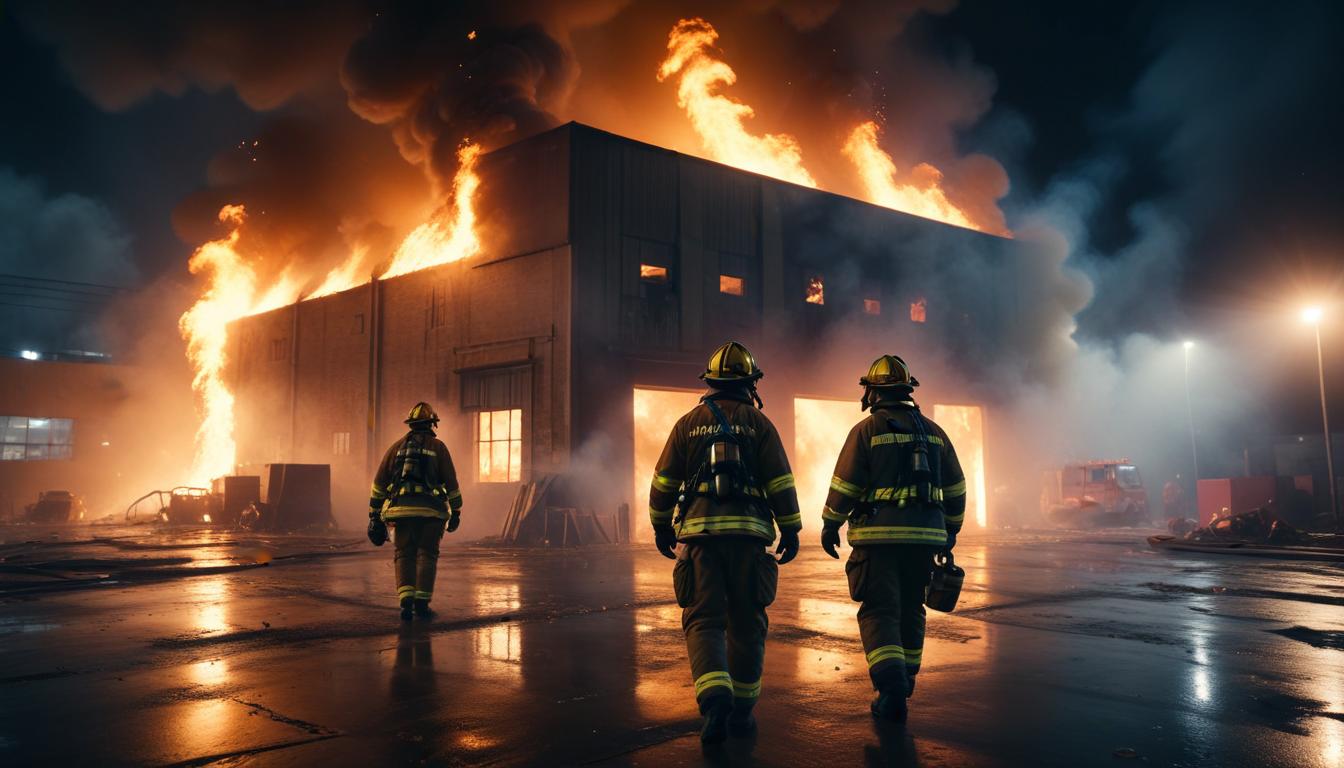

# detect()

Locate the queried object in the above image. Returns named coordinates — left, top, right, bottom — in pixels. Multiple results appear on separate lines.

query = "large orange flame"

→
left=843, top=120, right=985, bottom=232
left=381, top=142, right=482, bottom=279
left=178, top=205, right=302, bottom=485
left=658, top=18, right=818, bottom=188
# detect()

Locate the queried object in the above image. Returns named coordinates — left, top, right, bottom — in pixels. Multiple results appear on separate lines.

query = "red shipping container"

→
left=1196, top=476, right=1277, bottom=526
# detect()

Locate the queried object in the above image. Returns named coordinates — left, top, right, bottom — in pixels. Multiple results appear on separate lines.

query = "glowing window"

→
left=932, top=404, right=987, bottom=528
left=640, top=264, right=669, bottom=284
left=478, top=408, right=522, bottom=483
left=863, top=298, right=881, bottom=316
left=720, top=274, right=745, bottom=296
left=805, top=276, right=824, bottom=305
left=1, top=416, right=74, bottom=461
left=910, top=298, right=927, bottom=323
left=332, top=431, right=351, bottom=455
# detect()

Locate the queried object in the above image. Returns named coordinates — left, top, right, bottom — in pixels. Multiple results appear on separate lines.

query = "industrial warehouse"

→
left=228, top=123, right=1039, bottom=538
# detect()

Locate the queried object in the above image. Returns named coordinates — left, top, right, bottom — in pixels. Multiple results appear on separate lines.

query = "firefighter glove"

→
left=821, top=520, right=843, bottom=559
left=654, top=525, right=678, bottom=560
left=774, top=527, right=799, bottom=564
left=367, top=511, right=388, bottom=547
left=447, top=512, right=461, bottom=533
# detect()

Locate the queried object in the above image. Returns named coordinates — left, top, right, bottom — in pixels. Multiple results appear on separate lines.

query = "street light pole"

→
left=1309, top=318, right=1339, bottom=529
left=1183, top=341, right=1200, bottom=491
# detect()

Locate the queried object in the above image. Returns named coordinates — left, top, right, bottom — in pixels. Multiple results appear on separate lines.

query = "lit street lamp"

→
left=1183, top=340, right=1199, bottom=492
left=1301, top=306, right=1338, bottom=529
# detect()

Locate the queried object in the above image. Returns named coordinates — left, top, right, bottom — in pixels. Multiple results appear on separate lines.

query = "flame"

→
left=178, top=205, right=301, bottom=485
left=843, top=120, right=998, bottom=232
left=805, top=276, right=825, bottom=305
left=381, top=142, right=482, bottom=279
left=308, top=244, right=370, bottom=299
left=933, top=404, right=988, bottom=528
left=658, top=18, right=817, bottom=188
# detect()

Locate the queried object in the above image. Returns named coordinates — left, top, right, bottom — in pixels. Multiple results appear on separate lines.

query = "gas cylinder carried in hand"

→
left=925, top=550, right=964, bottom=613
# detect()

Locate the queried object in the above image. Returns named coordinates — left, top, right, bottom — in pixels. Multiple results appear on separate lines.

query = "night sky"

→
left=1, top=0, right=1341, bottom=435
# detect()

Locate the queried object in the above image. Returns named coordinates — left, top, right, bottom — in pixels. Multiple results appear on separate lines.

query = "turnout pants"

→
left=392, top=516, right=447, bottom=603
left=845, top=544, right=935, bottom=695
left=673, top=537, right=779, bottom=712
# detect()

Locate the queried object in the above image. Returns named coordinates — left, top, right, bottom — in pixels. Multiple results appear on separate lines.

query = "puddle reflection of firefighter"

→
left=820, top=356, right=966, bottom=723
left=367, top=403, right=463, bottom=621
left=648, top=342, right=802, bottom=745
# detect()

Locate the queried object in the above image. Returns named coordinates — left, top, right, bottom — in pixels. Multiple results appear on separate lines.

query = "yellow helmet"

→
left=405, top=402, right=439, bottom=425
left=700, top=341, right=763, bottom=384
left=860, top=355, right=919, bottom=389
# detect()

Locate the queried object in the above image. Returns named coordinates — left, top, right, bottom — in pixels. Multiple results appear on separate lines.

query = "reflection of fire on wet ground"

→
left=0, top=526, right=365, bottom=597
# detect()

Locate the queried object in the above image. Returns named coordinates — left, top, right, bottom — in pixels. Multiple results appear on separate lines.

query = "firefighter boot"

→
left=400, top=597, right=414, bottom=622
left=728, top=698, right=757, bottom=737
left=700, top=694, right=732, bottom=745
left=413, top=598, right=433, bottom=618
left=871, top=689, right=909, bottom=723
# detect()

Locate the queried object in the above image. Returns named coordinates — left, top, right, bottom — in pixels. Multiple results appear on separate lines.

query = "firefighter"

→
left=648, top=341, right=802, bottom=744
left=819, top=355, right=966, bottom=723
left=368, top=402, right=463, bottom=621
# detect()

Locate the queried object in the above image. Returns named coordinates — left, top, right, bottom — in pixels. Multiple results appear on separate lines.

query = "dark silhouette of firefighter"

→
left=820, top=355, right=967, bottom=723
left=648, top=341, right=802, bottom=744
left=367, top=402, right=463, bottom=621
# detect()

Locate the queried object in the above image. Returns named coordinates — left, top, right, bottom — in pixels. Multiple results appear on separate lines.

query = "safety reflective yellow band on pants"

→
left=732, top=677, right=762, bottom=699
left=903, top=646, right=923, bottom=671
left=695, top=670, right=734, bottom=697
left=397, top=585, right=416, bottom=599
left=866, top=644, right=907, bottom=668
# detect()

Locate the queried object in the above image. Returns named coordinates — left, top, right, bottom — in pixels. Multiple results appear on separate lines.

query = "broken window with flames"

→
left=805, top=275, right=825, bottom=305
left=910, top=297, right=927, bottom=323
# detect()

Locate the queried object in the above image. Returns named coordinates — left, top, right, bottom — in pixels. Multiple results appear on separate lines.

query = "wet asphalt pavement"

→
left=1, top=526, right=1342, bottom=767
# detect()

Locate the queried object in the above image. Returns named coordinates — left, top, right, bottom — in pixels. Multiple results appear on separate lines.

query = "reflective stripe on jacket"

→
left=648, top=392, right=801, bottom=544
left=824, top=404, right=966, bottom=546
left=371, top=429, right=462, bottom=521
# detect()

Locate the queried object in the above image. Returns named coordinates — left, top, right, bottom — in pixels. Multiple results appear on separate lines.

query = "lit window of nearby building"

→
left=910, top=297, right=927, bottom=323
left=332, top=431, right=351, bottom=455
left=478, top=408, right=522, bottom=483
left=863, top=298, right=881, bottom=316
left=640, top=264, right=669, bottom=284
left=805, top=276, right=825, bottom=305
left=720, top=274, right=745, bottom=296
left=1, top=416, right=74, bottom=461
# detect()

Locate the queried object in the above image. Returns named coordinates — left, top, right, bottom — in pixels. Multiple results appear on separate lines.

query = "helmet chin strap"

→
left=749, top=385, right=764, bottom=410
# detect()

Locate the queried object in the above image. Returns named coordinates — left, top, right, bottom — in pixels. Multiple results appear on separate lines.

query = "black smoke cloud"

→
left=0, top=167, right=136, bottom=353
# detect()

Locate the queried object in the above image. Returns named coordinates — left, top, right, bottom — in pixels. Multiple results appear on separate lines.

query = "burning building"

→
left=229, top=123, right=1052, bottom=538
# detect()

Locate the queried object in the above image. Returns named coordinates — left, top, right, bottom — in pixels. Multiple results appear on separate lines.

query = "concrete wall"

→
left=0, top=358, right=134, bottom=519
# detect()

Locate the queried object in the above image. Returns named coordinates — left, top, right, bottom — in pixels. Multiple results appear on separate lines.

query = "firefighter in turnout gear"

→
left=820, top=355, right=967, bottom=723
left=369, top=402, right=463, bottom=621
left=649, top=341, right=802, bottom=744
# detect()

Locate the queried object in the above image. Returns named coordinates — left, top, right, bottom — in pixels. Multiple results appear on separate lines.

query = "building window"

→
left=478, top=409, right=522, bottom=483
left=332, top=431, right=351, bottom=455
left=910, top=297, right=927, bottom=323
left=720, top=274, right=745, bottom=296
left=1, top=416, right=74, bottom=461
left=805, top=276, right=825, bottom=305
left=640, top=264, right=669, bottom=284
left=863, top=298, right=881, bottom=316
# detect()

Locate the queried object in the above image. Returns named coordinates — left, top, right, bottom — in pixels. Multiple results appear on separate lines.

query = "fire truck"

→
left=1040, top=459, right=1150, bottom=529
